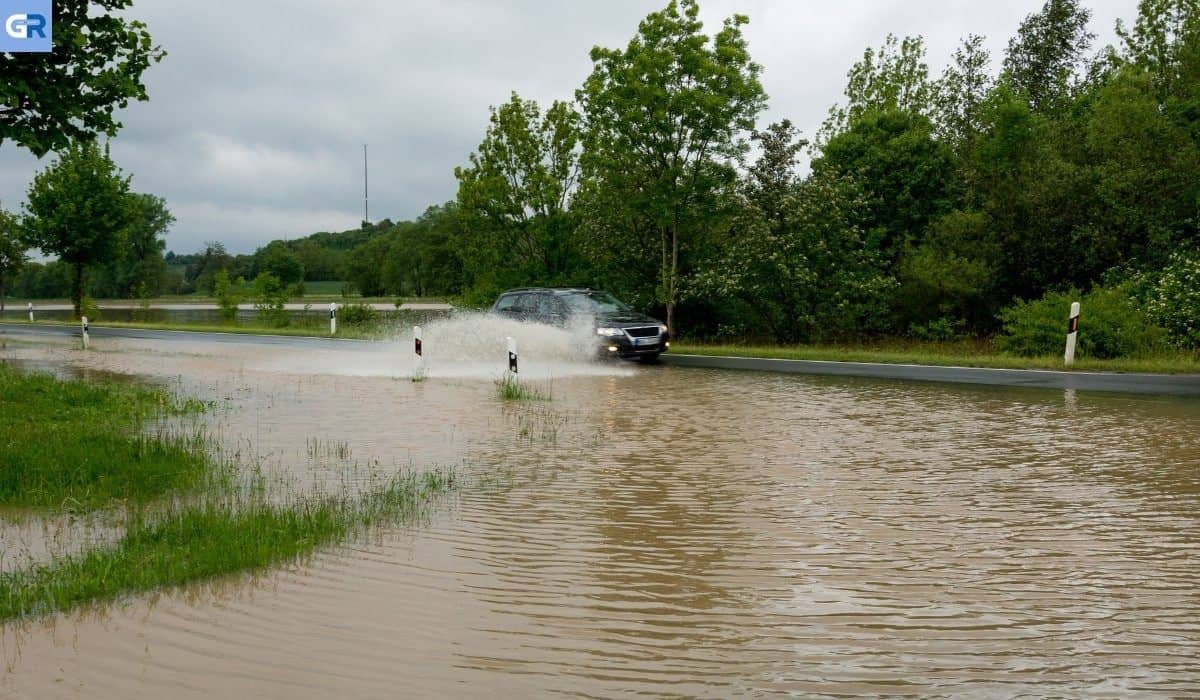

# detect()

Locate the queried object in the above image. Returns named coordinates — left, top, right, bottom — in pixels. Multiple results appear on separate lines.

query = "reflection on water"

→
left=2, top=334, right=1199, bottom=697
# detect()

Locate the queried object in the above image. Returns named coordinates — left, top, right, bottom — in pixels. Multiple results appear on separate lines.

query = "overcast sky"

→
left=0, top=0, right=1138, bottom=255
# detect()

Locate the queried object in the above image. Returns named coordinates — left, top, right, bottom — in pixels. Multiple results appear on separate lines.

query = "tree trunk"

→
left=660, top=226, right=673, bottom=337
left=668, top=225, right=679, bottom=338
left=72, top=263, right=85, bottom=319
left=0, top=281, right=6, bottom=312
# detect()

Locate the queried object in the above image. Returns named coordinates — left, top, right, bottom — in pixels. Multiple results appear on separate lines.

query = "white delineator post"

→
left=1064, top=301, right=1080, bottom=366
left=81, top=316, right=90, bottom=350
left=413, top=325, right=424, bottom=377
left=329, top=302, right=337, bottom=336
left=27, top=302, right=33, bottom=322
left=506, top=336, right=518, bottom=379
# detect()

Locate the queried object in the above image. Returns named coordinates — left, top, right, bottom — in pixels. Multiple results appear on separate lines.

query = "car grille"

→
left=624, top=326, right=660, bottom=338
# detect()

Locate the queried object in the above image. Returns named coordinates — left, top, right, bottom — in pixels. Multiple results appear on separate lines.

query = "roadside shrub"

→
left=1146, top=250, right=1200, bottom=348
left=212, top=270, right=241, bottom=322
left=79, top=296, right=101, bottom=321
left=339, top=302, right=379, bottom=326
left=908, top=317, right=966, bottom=341
left=997, top=286, right=1166, bottom=358
left=252, top=272, right=289, bottom=327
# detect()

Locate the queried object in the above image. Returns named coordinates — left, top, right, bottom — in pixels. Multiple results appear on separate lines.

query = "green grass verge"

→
left=0, top=469, right=456, bottom=621
left=0, top=365, right=214, bottom=509
left=671, top=340, right=1200, bottom=374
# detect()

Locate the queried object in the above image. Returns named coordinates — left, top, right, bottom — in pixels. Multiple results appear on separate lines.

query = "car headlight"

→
left=657, top=324, right=668, bottom=335
left=596, top=327, right=624, bottom=337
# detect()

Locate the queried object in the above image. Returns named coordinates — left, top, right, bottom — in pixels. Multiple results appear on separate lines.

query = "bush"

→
left=252, top=272, right=289, bottom=327
left=1146, top=250, right=1200, bottom=349
left=997, top=286, right=1166, bottom=358
left=79, top=296, right=101, bottom=321
left=908, top=317, right=965, bottom=341
left=338, top=302, right=379, bottom=326
left=212, top=270, right=241, bottom=322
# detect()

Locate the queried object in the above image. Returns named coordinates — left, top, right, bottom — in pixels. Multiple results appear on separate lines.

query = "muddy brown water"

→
left=1, top=332, right=1199, bottom=698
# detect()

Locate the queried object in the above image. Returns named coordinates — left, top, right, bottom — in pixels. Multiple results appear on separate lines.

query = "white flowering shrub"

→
left=1147, top=250, right=1200, bottom=349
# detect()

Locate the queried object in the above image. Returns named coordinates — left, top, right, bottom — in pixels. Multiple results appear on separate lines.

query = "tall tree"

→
left=21, top=142, right=132, bottom=316
left=1003, top=0, right=1095, bottom=112
left=0, top=0, right=166, bottom=156
left=0, top=207, right=26, bottom=311
left=455, top=93, right=582, bottom=299
left=1117, top=0, right=1200, bottom=102
left=821, top=34, right=932, bottom=142
left=576, top=0, right=766, bottom=334
left=935, top=35, right=994, bottom=151
left=813, top=108, right=958, bottom=268
left=111, top=193, right=172, bottom=297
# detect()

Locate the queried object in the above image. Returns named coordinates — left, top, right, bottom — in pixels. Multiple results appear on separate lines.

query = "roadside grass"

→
left=496, top=375, right=551, bottom=401
left=0, top=469, right=456, bottom=622
left=0, top=365, right=216, bottom=509
left=672, top=340, right=1200, bottom=374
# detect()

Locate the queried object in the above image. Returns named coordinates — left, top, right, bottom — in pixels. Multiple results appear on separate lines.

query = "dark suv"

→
left=490, top=288, right=669, bottom=361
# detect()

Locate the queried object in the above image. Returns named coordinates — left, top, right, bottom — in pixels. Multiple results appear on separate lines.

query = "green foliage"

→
left=696, top=139, right=894, bottom=343
left=338, top=302, right=379, bottom=326
left=0, top=0, right=166, bottom=156
left=822, top=34, right=933, bottom=141
left=455, top=94, right=582, bottom=299
left=997, top=286, right=1166, bottom=358
left=212, top=269, right=241, bottom=321
left=256, top=241, right=305, bottom=285
left=0, top=206, right=26, bottom=310
left=251, top=272, right=289, bottom=327
left=814, top=108, right=958, bottom=266
left=1003, top=0, right=1095, bottom=112
left=897, top=210, right=1001, bottom=329
left=21, top=141, right=132, bottom=316
left=0, top=366, right=211, bottom=508
left=1146, top=249, right=1200, bottom=347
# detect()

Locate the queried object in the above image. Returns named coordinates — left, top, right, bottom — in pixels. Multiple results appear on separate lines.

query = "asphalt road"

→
left=4, top=322, right=1198, bottom=396
left=660, top=353, right=1200, bottom=397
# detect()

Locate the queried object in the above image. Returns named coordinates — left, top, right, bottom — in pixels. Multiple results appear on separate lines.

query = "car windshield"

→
left=559, top=291, right=632, bottom=315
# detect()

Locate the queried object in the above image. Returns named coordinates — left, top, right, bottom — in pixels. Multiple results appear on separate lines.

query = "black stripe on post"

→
left=415, top=338, right=423, bottom=357
left=508, top=351, right=518, bottom=374
left=1068, top=317, right=1079, bottom=334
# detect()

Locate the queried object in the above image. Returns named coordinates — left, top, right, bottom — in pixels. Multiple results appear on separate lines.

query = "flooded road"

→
left=2, top=330, right=1199, bottom=697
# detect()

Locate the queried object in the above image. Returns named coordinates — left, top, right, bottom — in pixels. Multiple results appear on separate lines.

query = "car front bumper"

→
left=598, top=336, right=669, bottom=358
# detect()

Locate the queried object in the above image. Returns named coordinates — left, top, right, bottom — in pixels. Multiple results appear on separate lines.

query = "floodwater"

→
left=2, top=321, right=1199, bottom=698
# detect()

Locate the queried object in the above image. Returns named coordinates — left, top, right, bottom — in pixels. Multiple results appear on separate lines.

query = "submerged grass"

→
left=0, top=365, right=215, bottom=509
left=496, top=375, right=551, bottom=401
left=0, top=365, right=459, bottom=622
left=672, top=339, right=1200, bottom=374
left=0, top=469, right=456, bottom=622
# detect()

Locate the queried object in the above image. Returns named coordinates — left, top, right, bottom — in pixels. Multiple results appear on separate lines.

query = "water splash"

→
left=257, top=312, right=635, bottom=380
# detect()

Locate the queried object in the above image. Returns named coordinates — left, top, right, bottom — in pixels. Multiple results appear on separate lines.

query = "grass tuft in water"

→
left=0, top=365, right=216, bottom=509
left=495, top=375, right=550, bottom=401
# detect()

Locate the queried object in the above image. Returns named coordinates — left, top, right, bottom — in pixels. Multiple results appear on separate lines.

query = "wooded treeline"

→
left=5, top=0, right=1198, bottom=351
